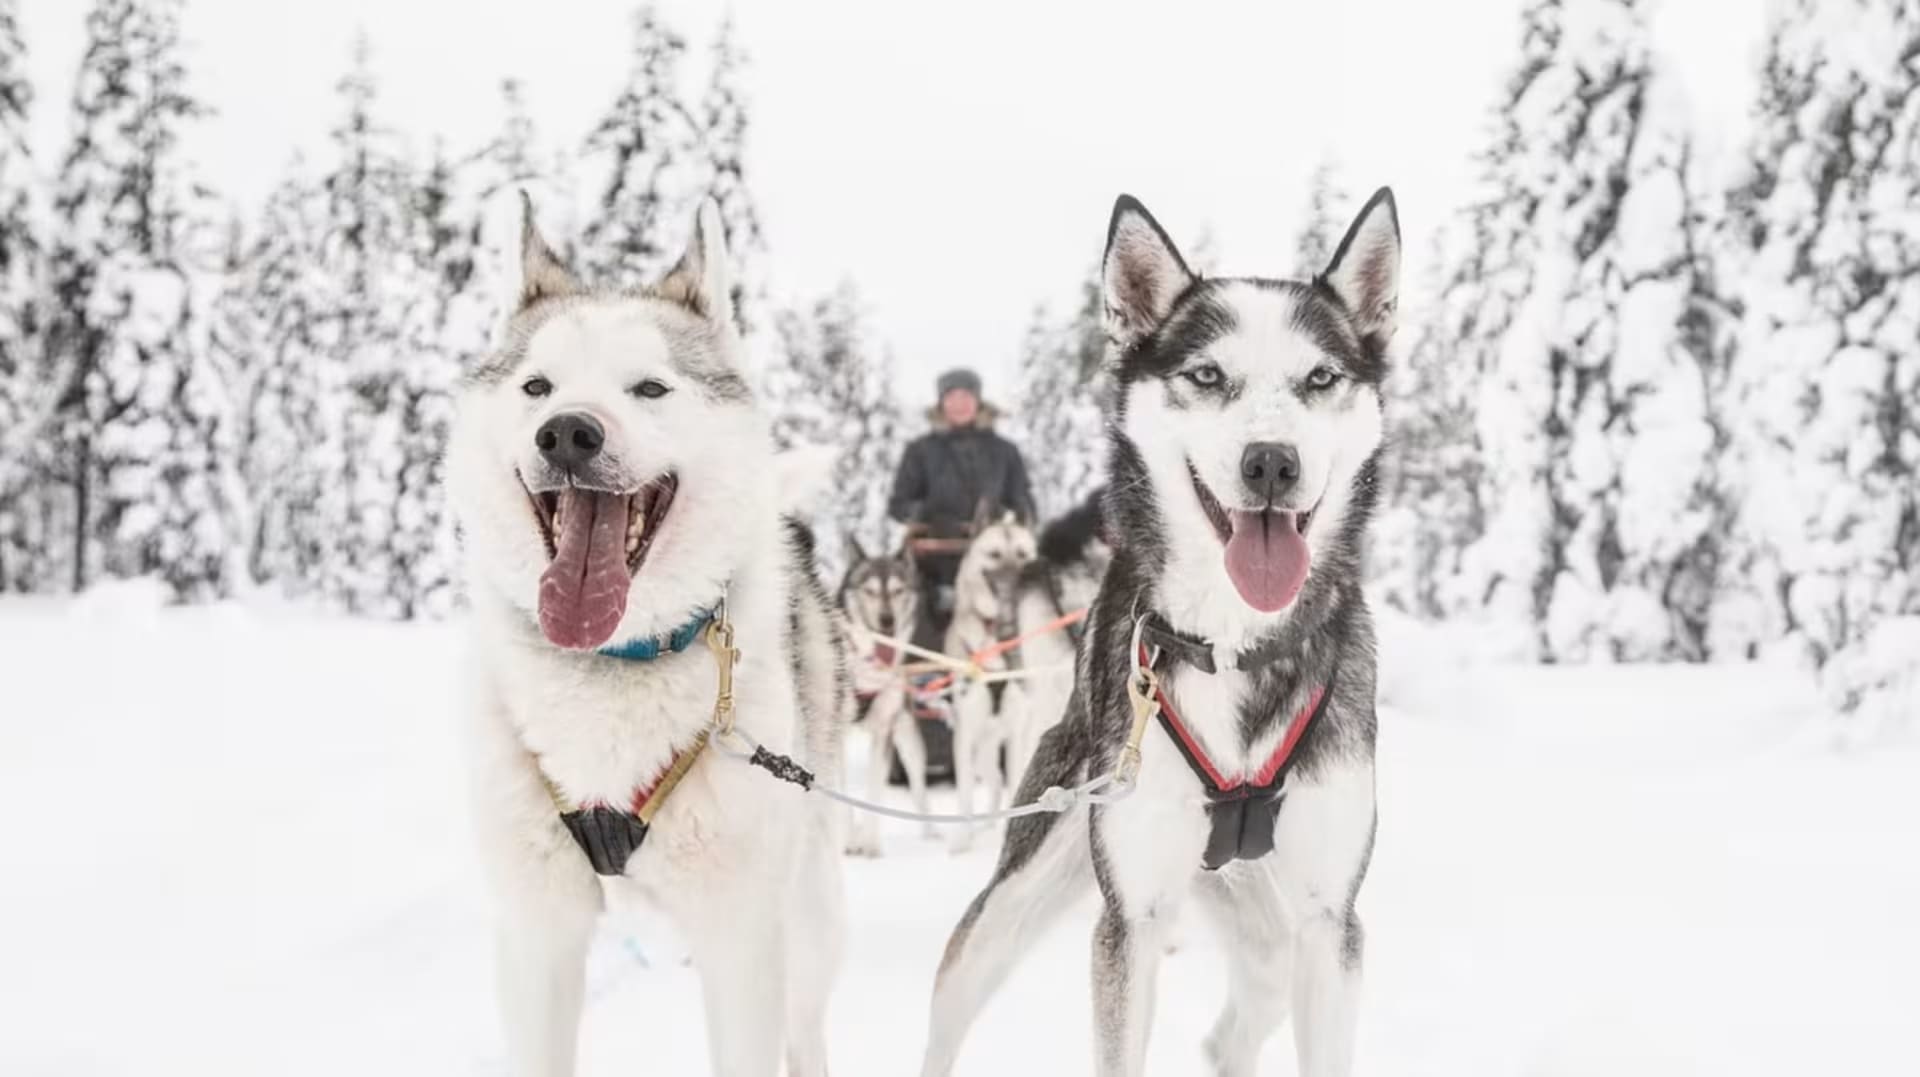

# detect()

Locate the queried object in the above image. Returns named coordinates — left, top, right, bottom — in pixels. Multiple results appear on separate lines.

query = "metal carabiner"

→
left=706, top=609, right=740, bottom=737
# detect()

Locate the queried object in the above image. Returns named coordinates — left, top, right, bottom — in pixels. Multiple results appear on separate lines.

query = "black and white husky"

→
left=921, top=188, right=1400, bottom=1077
left=447, top=198, right=849, bottom=1077
left=839, top=542, right=933, bottom=855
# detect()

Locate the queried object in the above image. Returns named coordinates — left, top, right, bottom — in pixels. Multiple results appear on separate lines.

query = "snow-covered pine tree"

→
left=1424, top=0, right=1734, bottom=662
left=314, top=36, right=436, bottom=617
left=578, top=5, right=699, bottom=288
left=387, top=142, right=466, bottom=618
left=45, top=0, right=241, bottom=602
left=1725, top=0, right=1920, bottom=723
left=1009, top=224, right=1216, bottom=524
left=1011, top=270, right=1108, bottom=520
left=695, top=15, right=766, bottom=336
left=1292, top=158, right=1350, bottom=275
left=766, top=282, right=905, bottom=577
left=0, top=0, right=50, bottom=594
left=1373, top=231, right=1490, bottom=622
left=212, top=161, right=333, bottom=592
left=461, top=79, right=568, bottom=362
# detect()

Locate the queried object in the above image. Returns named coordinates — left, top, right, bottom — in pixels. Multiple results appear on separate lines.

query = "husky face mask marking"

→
left=1104, top=190, right=1401, bottom=619
left=961, top=511, right=1038, bottom=607
left=449, top=197, right=769, bottom=651
left=840, top=541, right=919, bottom=653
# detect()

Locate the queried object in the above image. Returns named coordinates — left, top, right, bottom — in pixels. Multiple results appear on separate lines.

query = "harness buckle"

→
left=1116, top=663, right=1160, bottom=787
left=706, top=612, right=740, bottom=737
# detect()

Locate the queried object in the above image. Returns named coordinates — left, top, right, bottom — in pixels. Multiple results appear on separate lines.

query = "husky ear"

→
left=1102, top=195, right=1196, bottom=350
left=657, top=199, right=735, bottom=329
left=1320, top=187, right=1401, bottom=345
left=518, top=191, right=582, bottom=310
left=969, top=498, right=996, bottom=536
left=846, top=535, right=870, bottom=567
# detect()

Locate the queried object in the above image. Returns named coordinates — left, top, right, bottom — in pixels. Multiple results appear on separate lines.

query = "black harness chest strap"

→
left=1135, top=620, right=1336, bottom=870
left=545, top=730, right=709, bottom=877
left=1139, top=612, right=1303, bottom=675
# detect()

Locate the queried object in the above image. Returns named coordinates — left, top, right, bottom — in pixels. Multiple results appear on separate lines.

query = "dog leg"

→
left=468, top=698, right=602, bottom=1077
left=685, top=901, right=788, bottom=1077
left=1274, top=764, right=1376, bottom=1077
left=1291, top=907, right=1362, bottom=1077
left=891, top=699, right=936, bottom=839
left=493, top=890, right=598, bottom=1077
left=947, top=688, right=981, bottom=853
left=921, top=810, right=1093, bottom=1075
left=1087, top=791, right=1208, bottom=1077
left=849, top=694, right=898, bottom=856
left=784, top=815, right=847, bottom=1077
left=1090, top=900, right=1167, bottom=1077
left=1195, top=868, right=1294, bottom=1077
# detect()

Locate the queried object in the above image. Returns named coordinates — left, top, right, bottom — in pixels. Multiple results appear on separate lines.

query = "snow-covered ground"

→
left=2, top=592, right=1916, bottom=1075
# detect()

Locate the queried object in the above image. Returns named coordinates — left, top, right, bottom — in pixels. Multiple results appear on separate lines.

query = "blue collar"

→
left=596, top=607, right=716, bottom=662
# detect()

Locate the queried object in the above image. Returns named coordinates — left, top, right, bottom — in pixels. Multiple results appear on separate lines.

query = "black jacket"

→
left=888, top=423, right=1036, bottom=533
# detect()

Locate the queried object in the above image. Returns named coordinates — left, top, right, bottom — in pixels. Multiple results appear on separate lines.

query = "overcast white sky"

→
left=19, top=0, right=1770, bottom=398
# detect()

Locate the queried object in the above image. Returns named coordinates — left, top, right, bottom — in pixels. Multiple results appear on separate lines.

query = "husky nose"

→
left=1240, top=442, right=1300, bottom=504
left=535, top=412, right=605, bottom=472
left=878, top=613, right=896, bottom=634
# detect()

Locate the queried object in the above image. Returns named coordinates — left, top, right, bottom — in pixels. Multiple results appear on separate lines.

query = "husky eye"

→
left=1306, top=366, right=1341, bottom=390
left=630, top=379, right=672, bottom=399
left=1182, top=363, right=1225, bottom=389
left=521, top=376, right=552, bottom=398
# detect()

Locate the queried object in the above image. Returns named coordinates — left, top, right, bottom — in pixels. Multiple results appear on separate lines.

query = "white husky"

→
left=446, top=196, right=849, bottom=1077
left=942, top=511, right=1035, bottom=851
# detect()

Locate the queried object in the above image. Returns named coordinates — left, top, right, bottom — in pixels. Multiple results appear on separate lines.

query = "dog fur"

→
left=942, top=511, right=1036, bottom=852
left=920, top=188, right=1401, bottom=1077
left=447, top=197, right=850, bottom=1077
left=1006, top=490, right=1110, bottom=793
left=839, top=541, right=935, bottom=854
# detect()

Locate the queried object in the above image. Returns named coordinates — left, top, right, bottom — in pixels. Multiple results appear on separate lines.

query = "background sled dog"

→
left=840, top=541, right=933, bottom=854
left=446, top=196, right=850, bottom=1077
left=921, top=187, right=1400, bottom=1077
left=942, top=510, right=1035, bottom=852
left=1007, top=489, right=1110, bottom=793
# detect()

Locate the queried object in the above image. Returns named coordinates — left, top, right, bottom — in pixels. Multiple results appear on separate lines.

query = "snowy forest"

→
left=0, top=0, right=1915, bottom=725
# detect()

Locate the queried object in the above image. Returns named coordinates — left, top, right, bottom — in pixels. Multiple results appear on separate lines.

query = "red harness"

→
left=1138, top=643, right=1332, bottom=869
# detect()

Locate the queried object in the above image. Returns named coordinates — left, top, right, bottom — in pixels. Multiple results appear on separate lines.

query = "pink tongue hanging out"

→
left=1223, top=510, right=1311, bottom=613
left=539, top=488, right=633, bottom=649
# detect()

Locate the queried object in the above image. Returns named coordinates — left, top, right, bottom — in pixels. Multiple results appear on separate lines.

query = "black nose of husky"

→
left=1241, top=442, right=1301, bottom=504
left=535, top=412, right=605, bottom=473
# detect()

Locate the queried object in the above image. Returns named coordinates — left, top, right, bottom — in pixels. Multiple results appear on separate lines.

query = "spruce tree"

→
left=1374, top=233, right=1490, bottom=622
left=46, top=0, right=240, bottom=601
left=314, top=36, right=433, bottom=616
left=0, top=0, right=47, bottom=593
left=767, top=283, right=905, bottom=575
left=1726, top=0, right=1920, bottom=721
left=1292, top=158, right=1350, bottom=275
left=213, top=162, right=331, bottom=592
left=579, top=5, right=698, bottom=287
left=1419, top=0, right=1734, bottom=661
left=1011, top=271, right=1108, bottom=520
left=461, top=79, right=563, bottom=355
left=696, top=16, right=765, bottom=335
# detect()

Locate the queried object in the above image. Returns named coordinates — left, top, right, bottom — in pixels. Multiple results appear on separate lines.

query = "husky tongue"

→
left=538, top=489, right=632, bottom=650
left=1223, top=510, right=1311, bottom=613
